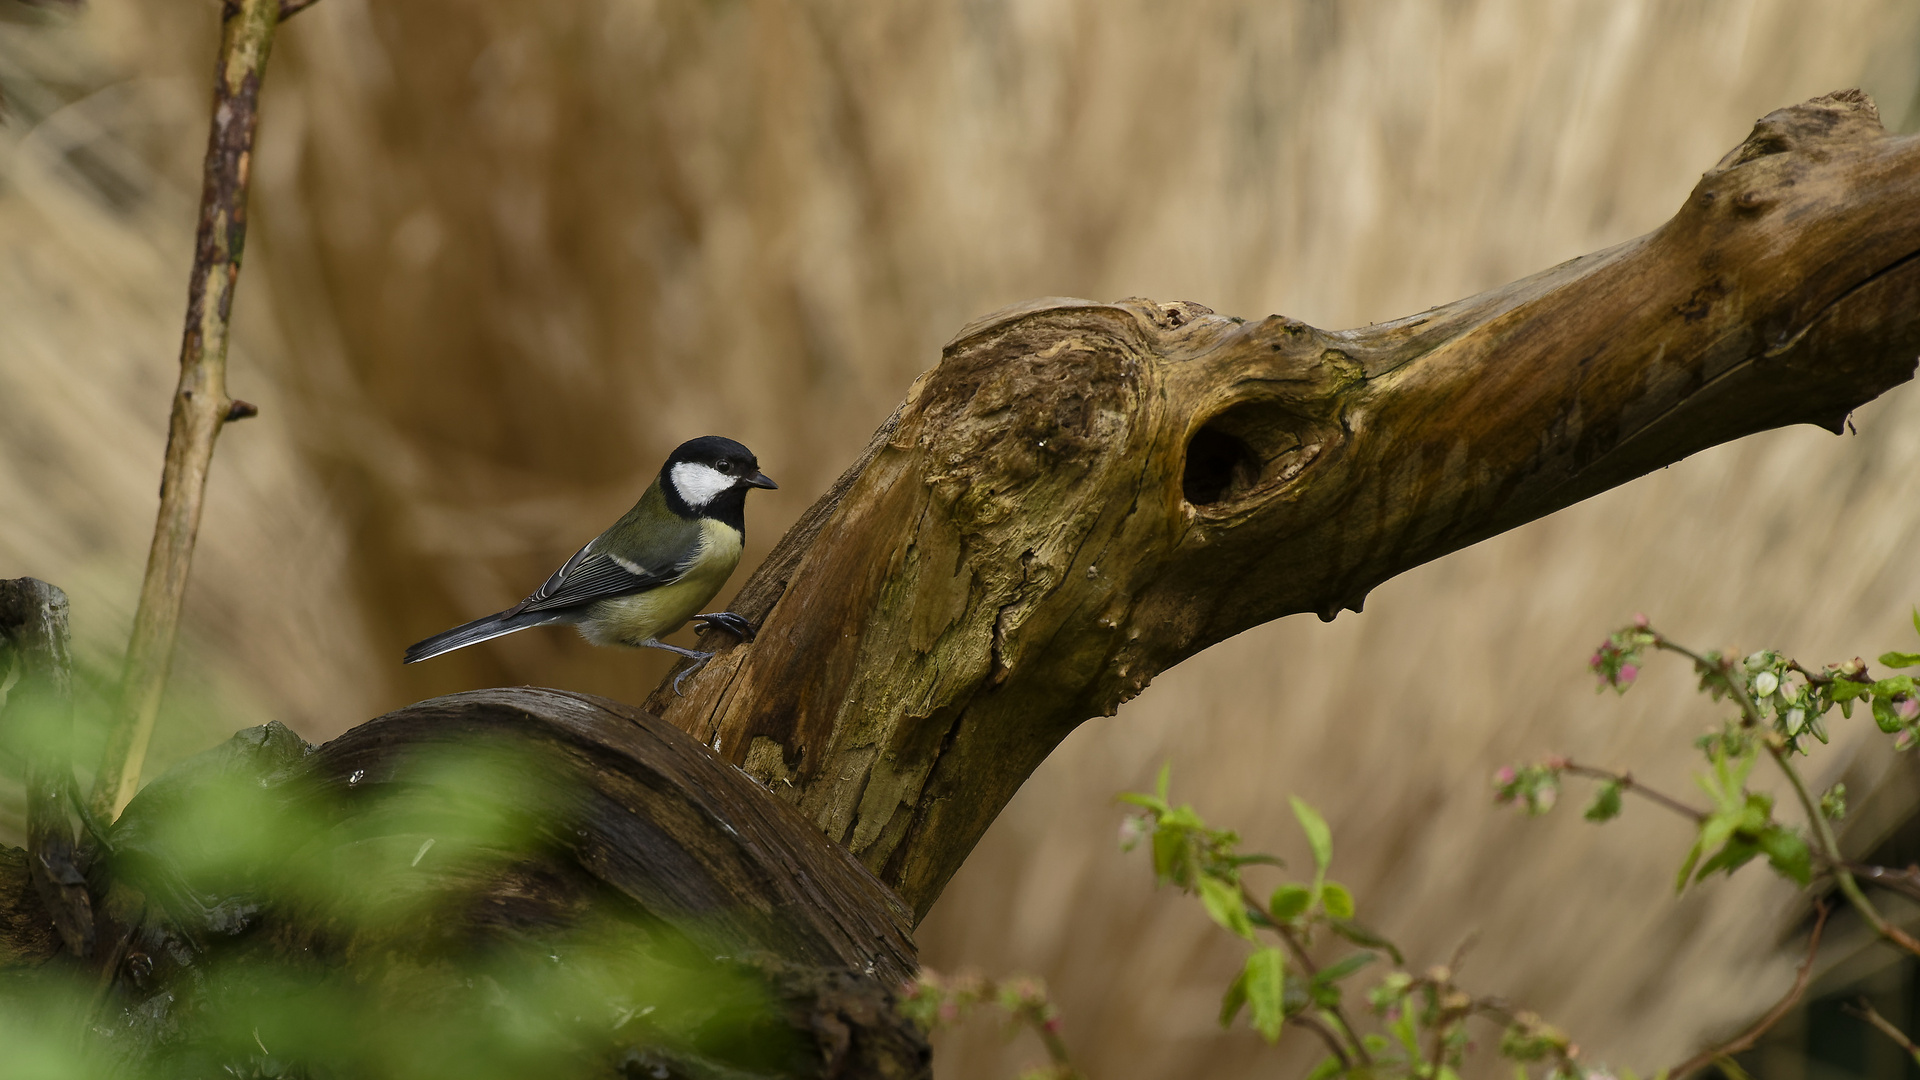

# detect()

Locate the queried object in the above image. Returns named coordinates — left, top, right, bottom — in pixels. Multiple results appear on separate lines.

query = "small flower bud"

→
left=1494, top=766, right=1517, bottom=786
left=1618, top=664, right=1638, bottom=684
left=1752, top=671, right=1779, bottom=698
left=1897, top=696, right=1919, bottom=722
left=1632, top=613, right=1649, bottom=629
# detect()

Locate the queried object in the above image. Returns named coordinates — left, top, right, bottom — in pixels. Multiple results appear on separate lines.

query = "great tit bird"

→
left=404, top=435, right=777, bottom=692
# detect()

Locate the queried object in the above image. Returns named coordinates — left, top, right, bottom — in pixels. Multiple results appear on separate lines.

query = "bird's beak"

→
left=745, top=471, right=778, bottom=490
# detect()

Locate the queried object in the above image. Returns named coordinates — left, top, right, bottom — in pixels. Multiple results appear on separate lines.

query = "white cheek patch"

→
left=670, top=462, right=734, bottom=508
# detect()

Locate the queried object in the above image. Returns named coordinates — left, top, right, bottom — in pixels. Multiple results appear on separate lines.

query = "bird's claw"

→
left=693, top=611, right=757, bottom=642
left=672, top=652, right=714, bottom=697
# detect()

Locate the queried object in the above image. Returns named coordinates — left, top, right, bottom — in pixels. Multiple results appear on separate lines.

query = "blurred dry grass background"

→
left=3, top=0, right=1920, bottom=1075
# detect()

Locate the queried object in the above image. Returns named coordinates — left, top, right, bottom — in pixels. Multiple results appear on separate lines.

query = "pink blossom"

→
left=1633, top=613, right=1649, bottom=629
left=1494, top=766, right=1516, bottom=786
left=1897, top=696, right=1919, bottom=721
left=1618, top=664, right=1638, bottom=684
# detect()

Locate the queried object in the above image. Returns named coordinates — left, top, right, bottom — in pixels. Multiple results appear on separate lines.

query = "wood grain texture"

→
left=653, top=91, right=1920, bottom=919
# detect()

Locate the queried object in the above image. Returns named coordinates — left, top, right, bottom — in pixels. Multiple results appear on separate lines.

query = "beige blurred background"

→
left=3, top=0, right=1920, bottom=1075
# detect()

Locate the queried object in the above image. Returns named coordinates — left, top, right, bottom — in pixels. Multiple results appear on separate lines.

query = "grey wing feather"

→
left=510, top=542, right=681, bottom=614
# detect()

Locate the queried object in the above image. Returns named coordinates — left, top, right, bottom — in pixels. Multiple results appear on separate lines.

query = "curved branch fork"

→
left=656, top=90, right=1920, bottom=919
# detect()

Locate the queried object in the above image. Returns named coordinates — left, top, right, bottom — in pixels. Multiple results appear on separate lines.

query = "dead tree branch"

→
left=91, top=0, right=282, bottom=820
left=652, top=90, right=1920, bottom=918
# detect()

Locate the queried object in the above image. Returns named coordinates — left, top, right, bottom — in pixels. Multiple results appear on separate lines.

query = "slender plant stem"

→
left=1667, top=902, right=1830, bottom=1077
left=91, top=0, right=281, bottom=819
left=1651, top=632, right=1920, bottom=954
left=1844, top=998, right=1920, bottom=1064
left=1242, top=883, right=1373, bottom=1066
left=1560, top=762, right=1707, bottom=822
left=1771, top=745, right=1920, bottom=956
left=1289, top=1011, right=1353, bottom=1070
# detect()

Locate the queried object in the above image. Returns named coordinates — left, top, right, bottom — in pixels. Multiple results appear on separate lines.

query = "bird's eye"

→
left=716, top=461, right=733, bottom=474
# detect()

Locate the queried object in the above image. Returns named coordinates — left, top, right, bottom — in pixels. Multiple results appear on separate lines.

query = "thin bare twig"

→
left=1289, top=1011, right=1354, bottom=1070
left=1844, top=998, right=1920, bottom=1064
left=90, top=0, right=283, bottom=819
left=1844, top=861, right=1920, bottom=904
left=1668, top=902, right=1830, bottom=1077
left=1559, top=761, right=1707, bottom=822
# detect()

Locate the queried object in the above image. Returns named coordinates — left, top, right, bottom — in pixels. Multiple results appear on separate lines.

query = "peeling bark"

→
left=651, top=90, right=1920, bottom=918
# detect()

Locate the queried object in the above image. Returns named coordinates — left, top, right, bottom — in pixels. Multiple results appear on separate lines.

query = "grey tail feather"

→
left=403, top=609, right=561, bottom=664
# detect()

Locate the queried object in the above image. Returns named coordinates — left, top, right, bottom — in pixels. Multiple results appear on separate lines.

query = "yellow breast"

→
left=579, top=521, right=744, bottom=647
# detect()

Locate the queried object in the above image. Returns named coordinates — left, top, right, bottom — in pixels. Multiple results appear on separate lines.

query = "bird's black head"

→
left=659, top=436, right=777, bottom=527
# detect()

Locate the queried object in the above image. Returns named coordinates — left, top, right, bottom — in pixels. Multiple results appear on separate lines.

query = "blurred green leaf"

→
left=1270, top=884, right=1312, bottom=920
left=1873, top=696, right=1905, bottom=734
left=1218, top=967, right=1248, bottom=1029
left=1832, top=679, right=1867, bottom=703
left=1117, top=792, right=1167, bottom=814
left=1584, top=780, right=1624, bottom=823
left=1329, top=918, right=1405, bottom=965
left=1155, top=761, right=1171, bottom=804
left=1199, top=875, right=1256, bottom=942
left=1289, top=797, right=1333, bottom=875
left=1243, top=948, right=1287, bottom=1043
left=1880, top=652, right=1920, bottom=669
left=1322, top=881, right=1355, bottom=919
left=1312, top=950, right=1375, bottom=986
left=1304, top=1055, right=1344, bottom=1080
left=1756, top=826, right=1812, bottom=885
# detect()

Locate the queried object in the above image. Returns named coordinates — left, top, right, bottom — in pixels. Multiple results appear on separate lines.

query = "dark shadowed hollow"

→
left=4, top=1, right=1920, bottom=1076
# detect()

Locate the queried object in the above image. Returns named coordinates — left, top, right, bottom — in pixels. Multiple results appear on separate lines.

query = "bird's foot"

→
left=640, top=638, right=715, bottom=696
left=693, top=611, right=757, bottom=642
left=671, top=656, right=713, bottom=696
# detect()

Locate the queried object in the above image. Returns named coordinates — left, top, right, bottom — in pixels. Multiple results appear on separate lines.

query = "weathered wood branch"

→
left=0, top=578, right=88, bottom=960
left=92, top=0, right=281, bottom=820
left=647, top=89, right=1920, bottom=918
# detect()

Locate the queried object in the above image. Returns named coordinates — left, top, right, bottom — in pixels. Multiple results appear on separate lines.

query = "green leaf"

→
left=1874, top=675, right=1916, bottom=698
left=1832, top=679, right=1866, bottom=703
left=1198, top=875, right=1256, bottom=941
left=1155, top=762, right=1171, bottom=803
left=1312, top=950, right=1376, bottom=986
left=1270, top=883, right=1312, bottom=920
left=1880, top=652, right=1920, bottom=669
left=1873, top=696, right=1905, bottom=734
left=1151, top=827, right=1186, bottom=883
left=1290, top=796, right=1333, bottom=875
left=1756, top=826, right=1812, bottom=885
left=1218, top=968, right=1248, bottom=1028
left=1584, top=780, right=1624, bottom=823
left=1322, top=881, right=1355, bottom=919
left=1304, top=1055, right=1344, bottom=1080
left=1117, top=791, right=1168, bottom=814
left=1328, top=918, right=1405, bottom=965
left=1243, top=948, right=1287, bottom=1043
left=1694, top=836, right=1761, bottom=880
